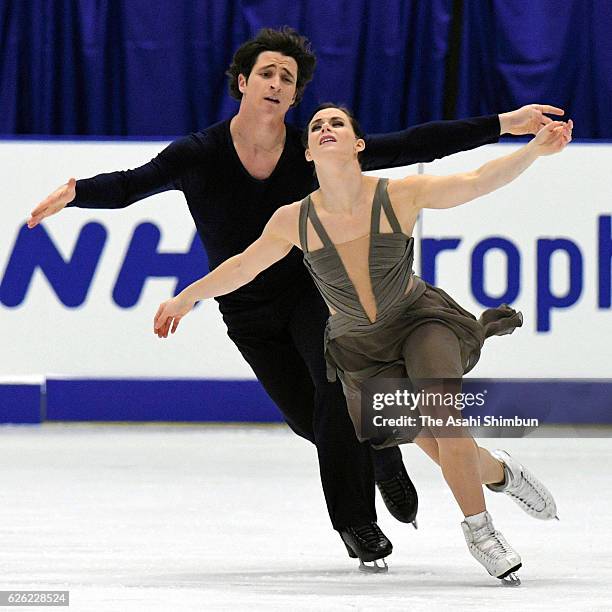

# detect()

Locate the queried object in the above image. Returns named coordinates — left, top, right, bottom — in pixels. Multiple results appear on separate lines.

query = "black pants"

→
left=222, top=280, right=403, bottom=530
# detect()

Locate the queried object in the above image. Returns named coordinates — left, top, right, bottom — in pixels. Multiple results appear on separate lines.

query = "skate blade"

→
left=359, top=559, right=388, bottom=574
left=500, top=572, right=521, bottom=586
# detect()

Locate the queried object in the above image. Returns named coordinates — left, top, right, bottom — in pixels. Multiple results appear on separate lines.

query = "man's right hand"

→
left=27, top=178, right=77, bottom=228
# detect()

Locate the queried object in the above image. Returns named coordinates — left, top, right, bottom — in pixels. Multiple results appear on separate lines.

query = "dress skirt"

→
left=324, top=276, right=523, bottom=448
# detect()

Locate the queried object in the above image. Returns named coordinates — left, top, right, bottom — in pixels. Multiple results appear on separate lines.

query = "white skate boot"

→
left=461, top=511, right=522, bottom=586
left=486, top=450, right=558, bottom=520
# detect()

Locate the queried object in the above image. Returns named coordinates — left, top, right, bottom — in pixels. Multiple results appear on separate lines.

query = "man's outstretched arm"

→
left=28, top=134, right=207, bottom=227
left=362, top=104, right=565, bottom=171
left=153, top=205, right=297, bottom=338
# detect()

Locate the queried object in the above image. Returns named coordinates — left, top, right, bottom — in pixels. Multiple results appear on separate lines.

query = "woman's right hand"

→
left=154, top=294, right=196, bottom=338
left=531, top=120, right=573, bottom=157
left=28, top=178, right=77, bottom=228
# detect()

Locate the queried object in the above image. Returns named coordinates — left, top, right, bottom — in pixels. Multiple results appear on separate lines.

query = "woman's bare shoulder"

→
left=273, top=200, right=303, bottom=224
left=268, top=201, right=304, bottom=246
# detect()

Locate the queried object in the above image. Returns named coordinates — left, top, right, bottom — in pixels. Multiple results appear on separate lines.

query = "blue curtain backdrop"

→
left=1, top=0, right=610, bottom=138
left=456, top=0, right=612, bottom=138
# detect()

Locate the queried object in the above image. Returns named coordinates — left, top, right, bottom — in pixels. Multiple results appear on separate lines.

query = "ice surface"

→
left=0, top=424, right=610, bottom=611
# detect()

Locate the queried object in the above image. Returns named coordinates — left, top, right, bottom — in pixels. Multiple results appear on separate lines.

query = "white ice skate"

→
left=461, top=511, right=522, bottom=586
left=486, top=450, right=558, bottom=520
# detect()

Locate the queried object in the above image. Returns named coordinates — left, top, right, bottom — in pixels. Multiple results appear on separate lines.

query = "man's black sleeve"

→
left=361, top=115, right=501, bottom=172
left=67, top=133, right=208, bottom=209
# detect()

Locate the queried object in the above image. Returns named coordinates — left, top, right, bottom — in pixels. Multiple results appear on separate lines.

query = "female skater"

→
left=154, top=104, right=571, bottom=583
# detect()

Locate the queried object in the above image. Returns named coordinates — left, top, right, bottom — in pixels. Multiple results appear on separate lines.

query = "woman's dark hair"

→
left=302, top=103, right=366, bottom=166
left=226, top=27, right=316, bottom=107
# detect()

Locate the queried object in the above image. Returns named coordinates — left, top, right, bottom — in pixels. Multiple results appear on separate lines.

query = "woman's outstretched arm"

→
left=396, top=120, right=572, bottom=212
left=153, top=204, right=298, bottom=338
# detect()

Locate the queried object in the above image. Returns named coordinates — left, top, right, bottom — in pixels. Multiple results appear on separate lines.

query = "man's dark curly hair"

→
left=225, top=27, right=316, bottom=107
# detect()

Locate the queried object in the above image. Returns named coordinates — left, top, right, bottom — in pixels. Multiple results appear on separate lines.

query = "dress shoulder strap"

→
left=305, top=196, right=334, bottom=249
left=371, top=177, right=402, bottom=234
left=298, top=196, right=311, bottom=252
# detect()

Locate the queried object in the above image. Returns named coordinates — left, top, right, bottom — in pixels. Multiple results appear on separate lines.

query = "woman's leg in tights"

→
left=403, top=323, right=503, bottom=517
left=415, top=434, right=504, bottom=486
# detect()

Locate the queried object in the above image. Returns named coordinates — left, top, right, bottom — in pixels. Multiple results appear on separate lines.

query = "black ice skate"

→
left=340, top=522, right=392, bottom=573
left=376, top=465, right=418, bottom=528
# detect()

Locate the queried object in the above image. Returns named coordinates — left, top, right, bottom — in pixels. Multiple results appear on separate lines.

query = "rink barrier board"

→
left=0, top=384, right=42, bottom=423
left=1, top=379, right=611, bottom=424
left=44, top=378, right=280, bottom=422
left=2, top=144, right=611, bottom=380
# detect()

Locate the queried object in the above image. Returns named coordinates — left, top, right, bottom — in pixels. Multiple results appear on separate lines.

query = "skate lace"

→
left=378, top=472, right=414, bottom=506
left=509, top=468, right=546, bottom=511
left=353, top=522, right=385, bottom=546
left=475, top=527, right=513, bottom=562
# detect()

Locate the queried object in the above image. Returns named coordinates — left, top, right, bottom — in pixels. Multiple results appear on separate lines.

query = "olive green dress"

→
left=299, top=178, right=523, bottom=447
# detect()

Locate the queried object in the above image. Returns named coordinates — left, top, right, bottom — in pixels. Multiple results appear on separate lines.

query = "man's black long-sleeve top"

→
left=70, top=116, right=500, bottom=312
